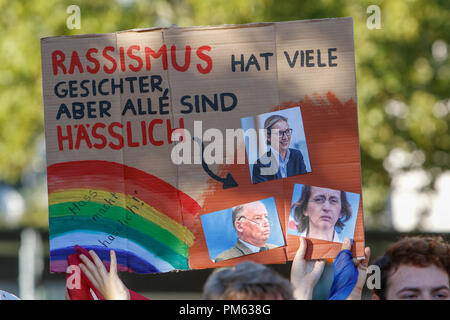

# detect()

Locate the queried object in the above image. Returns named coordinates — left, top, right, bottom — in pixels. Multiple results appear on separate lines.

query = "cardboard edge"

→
left=40, top=17, right=355, bottom=41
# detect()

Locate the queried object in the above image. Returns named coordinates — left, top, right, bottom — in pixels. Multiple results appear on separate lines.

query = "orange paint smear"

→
left=186, top=92, right=365, bottom=269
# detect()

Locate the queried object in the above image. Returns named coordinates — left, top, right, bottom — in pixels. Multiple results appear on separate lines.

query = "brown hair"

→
left=373, top=236, right=450, bottom=300
left=292, top=185, right=352, bottom=234
left=202, top=261, right=294, bottom=300
left=264, top=114, right=288, bottom=146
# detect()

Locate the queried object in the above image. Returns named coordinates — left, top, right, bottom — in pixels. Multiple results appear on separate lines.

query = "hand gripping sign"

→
left=41, top=18, right=364, bottom=274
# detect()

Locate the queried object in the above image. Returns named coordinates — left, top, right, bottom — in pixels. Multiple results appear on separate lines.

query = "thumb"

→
left=312, top=260, right=326, bottom=277
left=298, top=237, right=307, bottom=258
left=293, top=237, right=307, bottom=264
left=341, top=238, right=352, bottom=251
left=291, top=237, right=307, bottom=279
left=362, top=247, right=371, bottom=268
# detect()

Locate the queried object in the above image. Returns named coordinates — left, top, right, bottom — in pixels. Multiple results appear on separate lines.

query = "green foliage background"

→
left=0, top=0, right=448, bottom=228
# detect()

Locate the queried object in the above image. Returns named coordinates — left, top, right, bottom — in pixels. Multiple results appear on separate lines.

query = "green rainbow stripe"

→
left=49, top=189, right=195, bottom=247
left=46, top=160, right=201, bottom=273
left=49, top=202, right=189, bottom=258
left=49, top=214, right=189, bottom=270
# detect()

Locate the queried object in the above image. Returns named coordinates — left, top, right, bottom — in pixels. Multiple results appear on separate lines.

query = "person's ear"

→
left=235, top=220, right=244, bottom=233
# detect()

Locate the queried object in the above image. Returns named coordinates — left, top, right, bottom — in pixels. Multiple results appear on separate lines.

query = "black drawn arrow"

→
left=193, top=137, right=238, bottom=189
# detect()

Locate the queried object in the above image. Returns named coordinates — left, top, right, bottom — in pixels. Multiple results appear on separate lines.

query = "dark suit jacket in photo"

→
left=214, top=239, right=277, bottom=263
left=251, top=148, right=307, bottom=184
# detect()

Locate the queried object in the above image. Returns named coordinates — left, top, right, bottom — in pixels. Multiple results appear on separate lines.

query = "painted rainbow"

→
left=47, top=160, right=200, bottom=273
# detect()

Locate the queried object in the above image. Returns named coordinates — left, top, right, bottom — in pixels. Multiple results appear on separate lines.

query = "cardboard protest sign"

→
left=41, top=17, right=365, bottom=274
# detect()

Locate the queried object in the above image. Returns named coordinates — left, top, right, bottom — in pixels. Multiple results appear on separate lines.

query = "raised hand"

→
left=291, top=237, right=326, bottom=300
left=79, top=249, right=130, bottom=300
left=340, top=239, right=371, bottom=300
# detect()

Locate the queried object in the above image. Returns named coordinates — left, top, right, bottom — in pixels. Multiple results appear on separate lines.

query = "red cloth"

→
left=66, top=245, right=149, bottom=300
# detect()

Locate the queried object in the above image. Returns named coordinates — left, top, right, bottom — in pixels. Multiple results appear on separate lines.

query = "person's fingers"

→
left=291, top=237, right=307, bottom=281
left=312, top=260, right=326, bottom=278
left=110, top=250, right=118, bottom=275
left=89, top=250, right=108, bottom=276
left=297, top=237, right=307, bottom=260
left=364, top=247, right=370, bottom=267
left=79, top=262, right=101, bottom=290
left=362, top=247, right=371, bottom=268
left=341, top=238, right=351, bottom=251
left=355, top=247, right=371, bottom=268
left=79, top=253, right=103, bottom=284
left=65, top=288, right=71, bottom=300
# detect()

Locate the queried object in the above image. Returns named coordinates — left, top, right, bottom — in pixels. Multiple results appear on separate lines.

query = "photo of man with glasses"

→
left=251, top=113, right=308, bottom=184
left=214, top=200, right=278, bottom=262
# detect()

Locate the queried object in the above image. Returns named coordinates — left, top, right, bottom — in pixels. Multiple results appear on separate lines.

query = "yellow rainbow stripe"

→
left=49, top=189, right=195, bottom=246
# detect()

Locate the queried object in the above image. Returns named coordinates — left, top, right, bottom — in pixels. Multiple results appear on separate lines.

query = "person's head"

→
left=264, top=114, right=292, bottom=154
left=202, top=261, right=294, bottom=300
left=372, top=236, right=450, bottom=300
left=292, top=185, right=352, bottom=237
left=232, top=201, right=271, bottom=247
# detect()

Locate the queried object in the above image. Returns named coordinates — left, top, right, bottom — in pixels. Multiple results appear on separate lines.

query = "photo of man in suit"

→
left=252, top=114, right=307, bottom=184
left=215, top=201, right=277, bottom=262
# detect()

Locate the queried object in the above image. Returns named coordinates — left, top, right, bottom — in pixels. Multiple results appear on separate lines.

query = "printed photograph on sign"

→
left=41, top=18, right=365, bottom=270
left=240, top=106, right=311, bottom=184
left=287, top=184, right=360, bottom=243
left=200, top=197, right=285, bottom=263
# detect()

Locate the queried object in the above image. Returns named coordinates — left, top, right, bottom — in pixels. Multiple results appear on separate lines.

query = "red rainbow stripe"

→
left=47, top=160, right=201, bottom=222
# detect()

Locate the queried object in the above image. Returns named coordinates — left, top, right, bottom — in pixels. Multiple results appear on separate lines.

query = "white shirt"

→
left=270, top=148, right=290, bottom=178
left=294, top=229, right=345, bottom=243
left=0, top=290, right=20, bottom=300
left=239, top=239, right=264, bottom=253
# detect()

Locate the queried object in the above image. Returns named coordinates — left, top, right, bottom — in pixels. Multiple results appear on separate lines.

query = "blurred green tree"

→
left=0, top=0, right=448, bottom=228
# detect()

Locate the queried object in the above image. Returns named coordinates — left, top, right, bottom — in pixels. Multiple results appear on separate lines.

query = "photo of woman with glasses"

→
left=287, top=184, right=360, bottom=243
left=240, top=107, right=311, bottom=184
